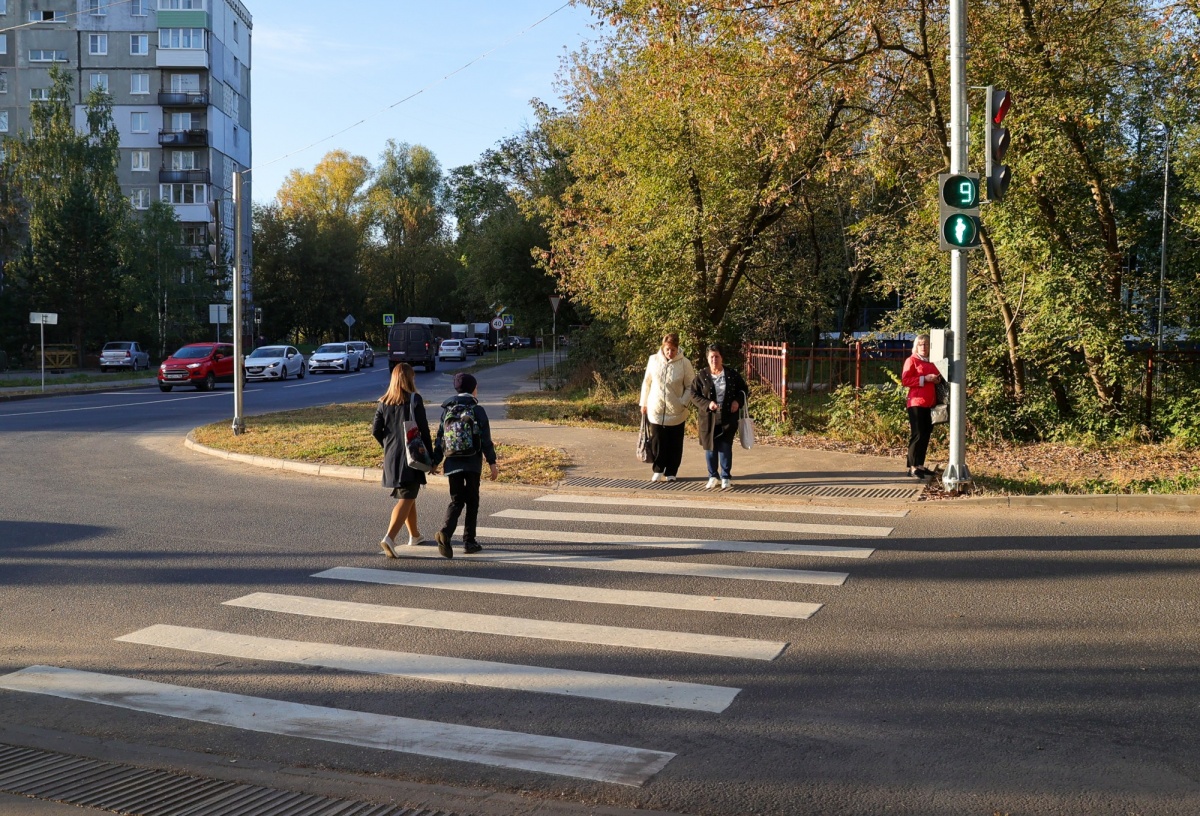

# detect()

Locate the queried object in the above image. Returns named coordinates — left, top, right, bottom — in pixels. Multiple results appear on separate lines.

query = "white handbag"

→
left=738, top=394, right=755, bottom=450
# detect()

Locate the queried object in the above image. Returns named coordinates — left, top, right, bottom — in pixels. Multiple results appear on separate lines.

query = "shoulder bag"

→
left=738, top=392, right=755, bottom=450
left=636, top=414, right=654, bottom=463
left=930, top=379, right=950, bottom=425
left=402, top=396, right=434, bottom=472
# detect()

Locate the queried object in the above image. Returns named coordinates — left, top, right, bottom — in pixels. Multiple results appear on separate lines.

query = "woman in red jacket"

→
left=900, top=334, right=941, bottom=478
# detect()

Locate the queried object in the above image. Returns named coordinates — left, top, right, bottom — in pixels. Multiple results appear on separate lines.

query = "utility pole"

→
left=943, top=0, right=972, bottom=492
left=1157, top=126, right=1169, bottom=351
left=231, top=170, right=245, bottom=435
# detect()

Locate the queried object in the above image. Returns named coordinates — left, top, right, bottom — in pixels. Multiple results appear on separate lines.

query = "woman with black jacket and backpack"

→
left=371, top=363, right=434, bottom=557
left=689, top=344, right=748, bottom=490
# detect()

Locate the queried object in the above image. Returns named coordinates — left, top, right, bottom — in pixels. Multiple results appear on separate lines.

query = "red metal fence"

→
left=744, top=341, right=1200, bottom=427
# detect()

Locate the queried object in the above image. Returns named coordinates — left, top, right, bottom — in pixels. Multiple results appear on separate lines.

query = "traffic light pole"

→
left=944, top=0, right=971, bottom=491
left=231, top=170, right=245, bottom=435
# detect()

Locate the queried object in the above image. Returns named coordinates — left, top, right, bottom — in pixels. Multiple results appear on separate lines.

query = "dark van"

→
left=388, top=324, right=437, bottom=372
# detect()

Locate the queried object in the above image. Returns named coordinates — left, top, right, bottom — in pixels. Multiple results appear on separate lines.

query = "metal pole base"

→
left=941, top=462, right=973, bottom=493
left=231, top=417, right=245, bottom=435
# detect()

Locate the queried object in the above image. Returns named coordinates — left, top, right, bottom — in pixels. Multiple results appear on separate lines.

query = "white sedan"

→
left=244, top=345, right=306, bottom=381
left=308, top=343, right=361, bottom=374
left=438, top=339, right=466, bottom=362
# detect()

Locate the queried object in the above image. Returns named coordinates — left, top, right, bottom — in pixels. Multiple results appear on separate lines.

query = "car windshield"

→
left=441, top=341, right=459, bottom=347
left=316, top=344, right=346, bottom=354
left=248, top=346, right=287, bottom=358
left=171, top=346, right=213, bottom=359
left=103, top=342, right=132, bottom=351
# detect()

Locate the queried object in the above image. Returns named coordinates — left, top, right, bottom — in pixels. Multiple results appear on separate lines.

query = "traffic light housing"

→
left=985, top=86, right=1012, bottom=202
left=938, top=172, right=981, bottom=250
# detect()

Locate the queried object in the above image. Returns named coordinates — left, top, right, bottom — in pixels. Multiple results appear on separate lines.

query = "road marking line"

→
left=391, top=548, right=847, bottom=586
left=314, top=567, right=821, bottom=620
left=0, top=390, right=235, bottom=418
left=494, top=509, right=892, bottom=538
left=224, top=593, right=786, bottom=661
left=471, top=527, right=874, bottom=559
left=0, top=665, right=673, bottom=786
left=535, top=494, right=908, bottom=518
left=116, top=625, right=739, bottom=713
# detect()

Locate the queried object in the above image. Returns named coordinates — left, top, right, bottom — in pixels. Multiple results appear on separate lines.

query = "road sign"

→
left=29, top=312, right=58, bottom=325
left=383, top=314, right=395, bottom=326
left=344, top=314, right=356, bottom=327
left=502, top=314, right=514, bottom=327
left=491, top=317, right=504, bottom=330
left=208, top=304, right=229, bottom=324
left=550, top=295, right=561, bottom=313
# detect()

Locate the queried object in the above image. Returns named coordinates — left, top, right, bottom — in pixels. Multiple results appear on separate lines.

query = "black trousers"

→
left=649, top=421, right=686, bottom=477
left=442, top=471, right=481, bottom=543
left=906, top=406, right=933, bottom=468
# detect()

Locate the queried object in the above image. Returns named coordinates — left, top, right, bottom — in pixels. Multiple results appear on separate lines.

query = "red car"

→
left=158, top=342, right=236, bottom=392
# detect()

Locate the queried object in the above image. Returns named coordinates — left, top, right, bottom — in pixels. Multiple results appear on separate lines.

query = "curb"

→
left=184, top=434, right=1199, bottom=513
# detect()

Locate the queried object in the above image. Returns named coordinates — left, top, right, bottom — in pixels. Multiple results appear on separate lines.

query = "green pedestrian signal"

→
left=937, top=173, right=981, bottom=250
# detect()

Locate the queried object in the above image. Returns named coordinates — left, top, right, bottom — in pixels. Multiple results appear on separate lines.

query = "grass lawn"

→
left=192, top=401, right=569, bottom=486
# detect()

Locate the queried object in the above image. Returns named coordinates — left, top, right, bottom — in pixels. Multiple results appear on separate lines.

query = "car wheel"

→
left=355, top=358, right=361, bottom=371
left=202, top=372, right=215, bottom=391
left=297, top=363, right=305, bottom=379
left=100, top=367, right=108, bottom=374
left=159, top=385, right=172, bottom=392
left=281, top=365, right=288, bottom=381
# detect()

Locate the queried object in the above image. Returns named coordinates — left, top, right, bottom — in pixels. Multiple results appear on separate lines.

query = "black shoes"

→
left=435, top=530, right=453, bottom=559
left=463, top=541, right=482, bottom=555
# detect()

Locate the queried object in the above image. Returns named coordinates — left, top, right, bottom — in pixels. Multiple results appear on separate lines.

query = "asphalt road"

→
left=1, top=362, right=1198, bottom=816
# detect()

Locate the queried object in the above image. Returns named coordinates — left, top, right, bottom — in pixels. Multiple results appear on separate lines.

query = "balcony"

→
left=158, top=129, right=209, bottom=147
left=158, top=91, right=209, bottom=107
left=159, top=168, right=210, bottom=184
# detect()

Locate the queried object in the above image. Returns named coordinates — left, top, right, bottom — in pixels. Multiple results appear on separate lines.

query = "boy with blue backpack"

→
left=431, top=372, right=498, bottom=558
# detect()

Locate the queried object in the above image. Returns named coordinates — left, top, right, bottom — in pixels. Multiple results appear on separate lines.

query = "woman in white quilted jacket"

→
left=639, top=332, right=697, bottom=482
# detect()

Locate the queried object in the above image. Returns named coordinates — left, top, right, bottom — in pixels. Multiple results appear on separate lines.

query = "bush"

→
left=825, top=379, right=909, bottom=449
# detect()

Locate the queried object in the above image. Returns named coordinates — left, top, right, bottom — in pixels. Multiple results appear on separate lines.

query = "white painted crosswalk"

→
left=7, top=493, right=887, bottom=787
left=313, top=566, right=824, bottom=619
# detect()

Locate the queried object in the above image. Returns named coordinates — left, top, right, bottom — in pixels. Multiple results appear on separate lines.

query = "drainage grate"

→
left=560, top=477, right=921, bottom=500
left=0, top=743, right=456, bottom=816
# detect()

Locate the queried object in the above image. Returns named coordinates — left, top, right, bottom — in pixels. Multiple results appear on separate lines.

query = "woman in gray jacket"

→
left=371, top=363, right=433, bottom=557
left=639, top=332, right=696, bottom=482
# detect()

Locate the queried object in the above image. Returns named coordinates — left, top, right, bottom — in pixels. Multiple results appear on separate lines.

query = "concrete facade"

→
left=0, top=0, right=252, bottom=294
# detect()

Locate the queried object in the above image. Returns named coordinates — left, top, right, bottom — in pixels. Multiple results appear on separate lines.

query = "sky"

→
left=245, top=1, right=601, bottom=205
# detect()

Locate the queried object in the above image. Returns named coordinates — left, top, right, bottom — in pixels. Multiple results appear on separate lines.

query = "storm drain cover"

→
left=0, top=742, right=456, bottom=816
left=560, top=477, right=921, bottom=500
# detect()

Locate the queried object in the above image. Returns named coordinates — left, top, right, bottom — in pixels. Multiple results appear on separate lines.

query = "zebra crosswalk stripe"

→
left=388, top=547, right=848, bottom=586
left=116, top=625, right=740, bottom=712
left=314, top=567, right=822, bottom=620
left=493, top=509, right=893, bottom=538
left=0, top=665, right=674, bottom=786
left=471, top=526, right=875, bottom=559
left=223, top=593, right=788, bottom=661
left=534, top=494, right=908, bottom=518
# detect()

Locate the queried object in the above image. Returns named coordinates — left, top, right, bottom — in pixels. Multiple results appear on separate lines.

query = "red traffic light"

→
left=990, top=88, right=1011, bottom=125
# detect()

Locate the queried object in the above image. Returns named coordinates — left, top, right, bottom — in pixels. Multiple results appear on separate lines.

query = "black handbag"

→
left=930, top=380, right=950, bottom=425
left=636, top=415, right=653, bottom=463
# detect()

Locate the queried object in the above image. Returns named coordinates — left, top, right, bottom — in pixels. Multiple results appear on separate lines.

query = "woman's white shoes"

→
left=705, top=477, right=719, bottom=490
left=721, top=479, right=731, bottom=490
left=651, top=472, right=664, bottom=482
left=407, top=534, right=427, bottom=546
left=379, top=536, right=398, bottom=558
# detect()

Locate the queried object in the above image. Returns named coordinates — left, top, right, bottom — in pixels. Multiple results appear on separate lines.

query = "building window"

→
left=170, top=151, right=195, bottom=170
left=130, top=73, right=149, bottom=94
left=89, top=34, right=108, bottom=55
left=131, top=189, right=151, bottom=209
left=131, top=0, right=146, bottom=14
left=131, top=111, right=148, bottom=133
left=30, top=88, right=50, bottom=101
left=233, top=20, right=239, bottom=43
left=170, top=73, right=200, bottom=92
left=232, top=126, right=239, bottom=147
left=181, top=225, right=204, bottom=245
left=0, top=1, right=7, bottom=14
left=169, top=112, right=192, bottom=130
left=0, top=72, right=7, bottom=94
left=0, top=36, right=5, bottom=55
left=89, top=74, right=109, bottom=92
left=158, top=0, right=204, bottom=9
left=88, top=0, right=105, bottom=15
left=158, top=28, right=204, bottom=49
left=0, top=112, right=8, bottom=132
left=29, top=10, right=65, bottom=22
left=29, top=50, right=68, bottom=62
left=131, top=150, right=150, bottom=171
left=160, top=183, right=206, bottom=204
left=130, top=34, right=148, bottom=56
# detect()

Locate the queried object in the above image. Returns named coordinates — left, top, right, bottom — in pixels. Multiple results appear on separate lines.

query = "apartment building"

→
left=0, top=0, right=252, bottom=284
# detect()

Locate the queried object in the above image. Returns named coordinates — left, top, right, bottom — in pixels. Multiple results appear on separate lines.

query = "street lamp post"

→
left=1157, top=125, right=1170, bottom=351
left=550, top=295, right=561, bottom=386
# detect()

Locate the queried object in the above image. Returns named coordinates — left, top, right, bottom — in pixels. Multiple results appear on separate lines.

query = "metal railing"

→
left=743, top=341, right=909, bottom=415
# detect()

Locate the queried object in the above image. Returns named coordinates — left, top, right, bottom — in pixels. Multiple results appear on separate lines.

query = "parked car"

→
left=387, top=324, right=437, bottom=372
left=438, top=339, right=467, bottom=362
left=244, top=345, right=306, bottom=382
left=518, top=336, right=533, bottom=348
left=100, top=341, right=150, bottom=373
left=503, top=336, right=521, bottom=350
left=346, top=341, right=375, bottom=367
left=157, top=342, right=236, bottom=392
left=461, top=337, right=482, bottom=356
left=308, top=343, right=361, bottom=374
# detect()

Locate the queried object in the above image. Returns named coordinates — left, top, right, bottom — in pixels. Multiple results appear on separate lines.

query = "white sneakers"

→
left=651, top=472, right=664, bottom=482
left=379, top=536, right=398, bottom=558
left=665, top=475, right=677, bottom=482
left=705, top=477, right=719, bottom=490
left=407, top=534, right=427, bottom=546
left=721, top=478, right=731, bottom=490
